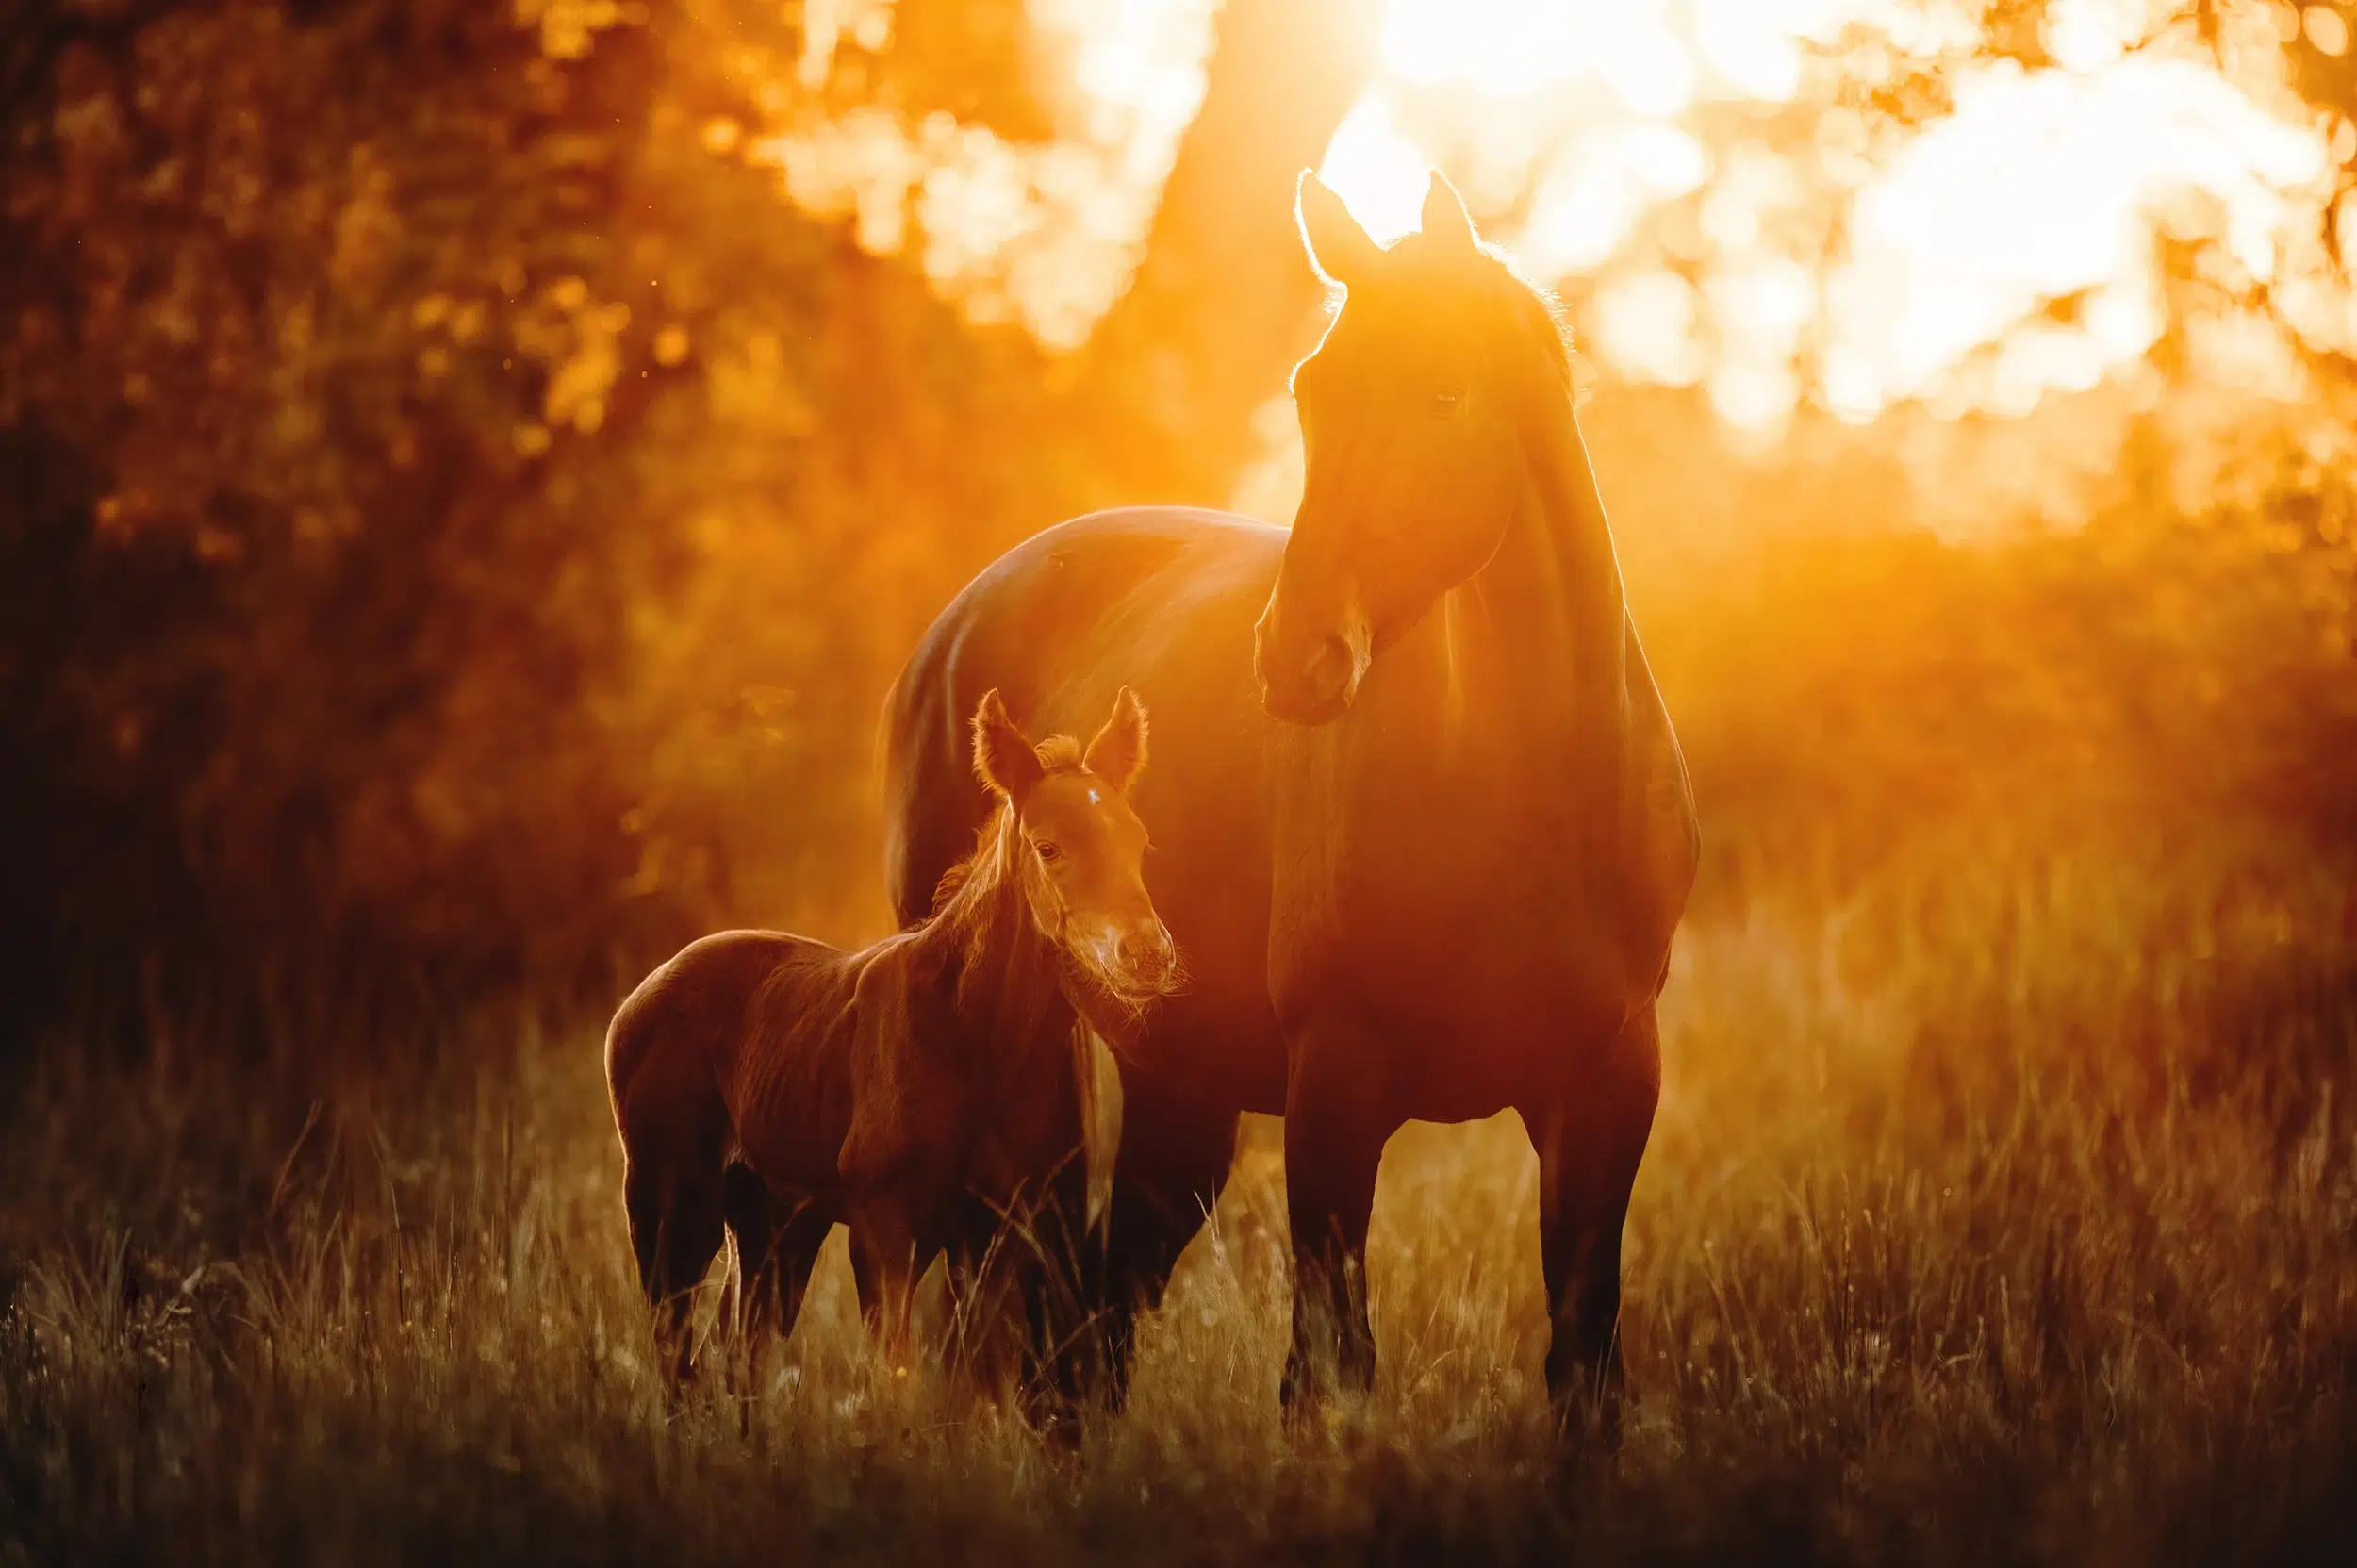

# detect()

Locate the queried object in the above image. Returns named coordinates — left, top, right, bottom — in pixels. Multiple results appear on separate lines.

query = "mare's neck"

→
left=1442, top=379, right=1629, bottom=748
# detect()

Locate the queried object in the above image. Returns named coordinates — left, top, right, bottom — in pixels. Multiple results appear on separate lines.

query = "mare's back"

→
left=886, top=507, right=1285, bottom=936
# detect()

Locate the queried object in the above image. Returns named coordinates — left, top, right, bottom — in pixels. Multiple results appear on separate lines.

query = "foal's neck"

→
left=920, top=812, right=1070, bottom=1048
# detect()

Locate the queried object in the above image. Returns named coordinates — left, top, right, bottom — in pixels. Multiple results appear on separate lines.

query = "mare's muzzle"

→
left=1253, top=601, right=1368, bottom=727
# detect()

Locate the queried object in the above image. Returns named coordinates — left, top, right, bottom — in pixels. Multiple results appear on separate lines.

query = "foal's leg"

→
left=847, top=1193, right=931, bottom=1371
left=722, top=1164, right=831, bottom=1392
left=947, top=1168, right=1092, bottom=1431
left=940, top=1196, right=1032, bottom=1403
left=625, top=1157, right=728, bottom=1384
left=1526, top=1004, right=1661, bottom=1440
left=1280, top=1032, right=1393, bottom=1410
left=1019, top=1153, right=1099, bottom=1420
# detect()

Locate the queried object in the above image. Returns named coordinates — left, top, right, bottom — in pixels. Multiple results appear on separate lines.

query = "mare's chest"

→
left=1268, top=706, right=1643, bottom=1075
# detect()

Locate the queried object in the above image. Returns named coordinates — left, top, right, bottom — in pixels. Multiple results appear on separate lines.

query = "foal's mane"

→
left=927, top=736, right=1084, bottom=920
left=915, top=741, right=1105, bottom=1182
left=921, top=737, right=1113, bottom=1211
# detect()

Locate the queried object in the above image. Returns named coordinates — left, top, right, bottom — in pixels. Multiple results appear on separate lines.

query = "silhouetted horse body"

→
left=609, top=691, right=1175, bottom=1404
left=885, top=173, right=1697, bottom=1418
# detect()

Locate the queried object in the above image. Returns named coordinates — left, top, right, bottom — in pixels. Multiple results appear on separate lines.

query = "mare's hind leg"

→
left=1525, top=1004, right=1661, bottom=1441
left=722, top=1163, right=832, bottom=1388
left=1093, top=1066, right=1239, bottom=1410
left=625, top=1158, right=728, bottom=1383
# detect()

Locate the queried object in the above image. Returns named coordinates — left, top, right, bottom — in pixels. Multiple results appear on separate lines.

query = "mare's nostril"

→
left=1306, top=635, right=1353, bottom=701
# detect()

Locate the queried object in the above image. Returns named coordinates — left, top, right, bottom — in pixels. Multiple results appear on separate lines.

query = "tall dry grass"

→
left=4, top=834, right=2353, bottom=1565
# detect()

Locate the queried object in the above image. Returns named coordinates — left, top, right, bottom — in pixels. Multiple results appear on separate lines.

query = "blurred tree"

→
left=0, top=0, right=1379, bottom=1052
left=1070, top=0, right=1382, bottom=503
left=2, top=0, right=690, bottom=1042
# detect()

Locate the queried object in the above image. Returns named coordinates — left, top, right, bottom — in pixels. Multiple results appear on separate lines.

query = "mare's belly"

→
left=1276, top=892, right=1639, bottom=1124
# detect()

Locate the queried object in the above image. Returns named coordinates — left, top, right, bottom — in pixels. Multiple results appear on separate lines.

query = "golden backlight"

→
left=8, top=2, right=2357, bottom=1555
left=1321, top=0, right=2349, bottom=429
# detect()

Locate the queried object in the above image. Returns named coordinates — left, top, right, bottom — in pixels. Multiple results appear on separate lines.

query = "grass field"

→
left=5, top=834, right=2354, bottom=1565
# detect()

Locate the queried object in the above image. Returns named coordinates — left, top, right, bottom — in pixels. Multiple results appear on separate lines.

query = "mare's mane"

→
left=1444, top=239, right=1575, bottom=398
left=1316, top=226, right=1575, bottom=401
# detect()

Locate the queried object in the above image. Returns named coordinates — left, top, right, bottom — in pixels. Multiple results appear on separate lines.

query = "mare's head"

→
left=1254, top=169, right=1570, bottom=725
left=969, top=686, right=1180, bottom=1005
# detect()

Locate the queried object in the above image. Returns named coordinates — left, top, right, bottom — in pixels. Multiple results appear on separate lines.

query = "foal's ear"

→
left=972, top=689, right=1045, bottom=801
left=1083, top=686, right=1148, bottom=795
left=1297, top=170, right=1380, bottom=289
left=1421, top=170, right=1475, bottom=252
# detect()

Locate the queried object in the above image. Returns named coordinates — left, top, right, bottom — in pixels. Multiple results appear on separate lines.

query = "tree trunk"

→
left=1072, top=0, right=1381, bottom=506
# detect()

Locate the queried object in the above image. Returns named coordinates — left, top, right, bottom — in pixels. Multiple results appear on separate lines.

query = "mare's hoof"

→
left=1547, top=1387, right=1625, bottom=1450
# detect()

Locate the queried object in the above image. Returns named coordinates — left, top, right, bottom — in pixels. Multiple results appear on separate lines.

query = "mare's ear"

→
left=972, top=689, right=1045, bottom=801
left=1421, top=170, right=1475, bottom=251
left=1297, top=170, right=1380, bottom=289
left=1083, top=686, right=1148, bottom=794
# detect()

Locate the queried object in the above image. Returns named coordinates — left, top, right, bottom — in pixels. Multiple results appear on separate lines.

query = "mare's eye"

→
left=1428, top=388, right=1462, bottom=418
left=1035, top=841, right=1063, bottom=865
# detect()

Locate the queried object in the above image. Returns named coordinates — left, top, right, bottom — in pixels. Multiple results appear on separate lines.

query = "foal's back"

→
left=605, top=928, right=885, bottom=1210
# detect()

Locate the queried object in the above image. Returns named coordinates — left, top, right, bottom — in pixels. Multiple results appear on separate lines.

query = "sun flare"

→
left=1321, top=0, right=2348, bottom=428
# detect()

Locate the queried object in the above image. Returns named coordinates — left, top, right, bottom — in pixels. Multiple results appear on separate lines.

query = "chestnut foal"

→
left=605, top=688, right=1178, bottom=1411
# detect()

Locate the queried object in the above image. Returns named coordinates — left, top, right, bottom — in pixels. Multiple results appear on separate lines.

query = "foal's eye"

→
left=1034, top=841, right=1063, bottom=865
left=1428, top=388, right=1462, bottom=418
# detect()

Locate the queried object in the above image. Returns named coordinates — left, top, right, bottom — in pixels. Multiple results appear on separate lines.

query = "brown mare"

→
left=606, top=688, right=1178, bottom=1406
left=883, top=173, right=1698, bottom=1425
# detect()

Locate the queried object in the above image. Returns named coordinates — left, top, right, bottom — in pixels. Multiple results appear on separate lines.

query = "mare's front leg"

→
left=1526, top=1004, right=1661, bottom=1440
left=1280, top=1025, right=1393, bottom=1410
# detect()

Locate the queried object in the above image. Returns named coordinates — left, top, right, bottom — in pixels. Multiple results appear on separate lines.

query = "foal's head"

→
left=1255, top=169, right=1570, bottom=725
left=967, top=686, right=1180, bottom=1005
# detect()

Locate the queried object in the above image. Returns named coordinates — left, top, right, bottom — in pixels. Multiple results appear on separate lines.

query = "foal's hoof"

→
left=1028, top=1405, right=1086, bottom=1454
left=1279, top=1362, right=1376, bottom=1441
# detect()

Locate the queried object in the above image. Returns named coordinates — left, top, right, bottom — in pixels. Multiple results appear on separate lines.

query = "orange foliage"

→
left=0, top=0, right=2351, bottom=1052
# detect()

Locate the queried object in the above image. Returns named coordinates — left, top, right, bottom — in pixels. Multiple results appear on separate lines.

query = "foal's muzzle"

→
left=1084, top=916, right=1182, bottom=1000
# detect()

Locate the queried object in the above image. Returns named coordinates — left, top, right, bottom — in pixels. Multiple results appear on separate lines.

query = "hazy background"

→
left=6, top=8, right=2357, bottom=1561
left=3, top=0, right=2353, bottom=1050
